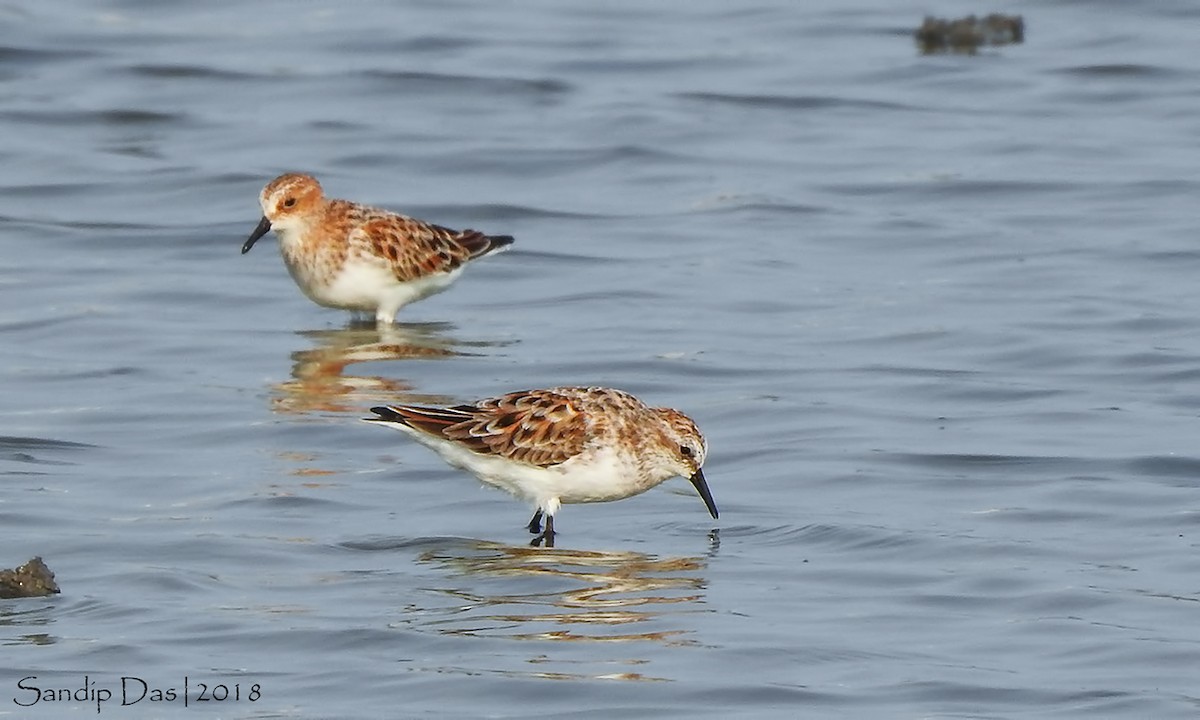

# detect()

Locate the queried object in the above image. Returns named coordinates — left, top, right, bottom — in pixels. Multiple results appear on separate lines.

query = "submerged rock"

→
left=0, top=557, right=60, bottom=599
left=916, top=14, right=1024, bottom=54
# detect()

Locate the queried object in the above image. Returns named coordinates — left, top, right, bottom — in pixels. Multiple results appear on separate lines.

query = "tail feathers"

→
left=366, top=405, right=408, bottom=425
left=366, top=404, right=473, bottom=437
left=484, top=234, right=515, bottom=253
left=456, top=230, right=514, bottom=260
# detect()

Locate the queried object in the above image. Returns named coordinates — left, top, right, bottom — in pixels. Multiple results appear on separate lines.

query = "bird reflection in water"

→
left=394, top=540, right=713, bottom=680
left=270, top=322, right=465, bottom=415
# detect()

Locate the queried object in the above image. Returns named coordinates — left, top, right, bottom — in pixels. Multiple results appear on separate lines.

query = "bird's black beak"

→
left=242, top=216, right=272, bottom=254
left=689, top=468, right=718, bottom=519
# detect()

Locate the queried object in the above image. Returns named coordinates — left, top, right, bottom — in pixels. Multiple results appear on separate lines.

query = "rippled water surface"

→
left=4, top=0, right=1200, bottom=717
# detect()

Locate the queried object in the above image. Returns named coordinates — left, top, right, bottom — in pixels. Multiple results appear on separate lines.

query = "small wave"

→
left=1125, top=455, right=1200, bottom=484
left=676, top=91, right=917, bottom=112
left=359, top=70, right=571, bottom=98
left=822, top=178, right=1079, bottom=199
left=345, top=35, right=478, bottom=55
left=401, top=202, right=608, bottom=222
left=338, top=535, right=475, bottom=553
left=218, top=494, right=360, bottom=513
left=1052, top=63, right=1185, bottom=79
left=125, top=63, right=256, bottom=81
left=0, top=45, right=92, bottom=64
left=405, top=143, right=697, bottom=180
left=0, top=436, right=95, bottom=451
left=554, top=56, right=727, bottom=74
left=712, top=523, right=923, bottom=552
left=690, top=193, right=825, bottom=216
left=0, top=108, right=185, bottom=127
left=881, top=452, right=1078, bottom=472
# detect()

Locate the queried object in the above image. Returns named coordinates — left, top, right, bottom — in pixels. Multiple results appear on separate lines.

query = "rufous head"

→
left=241, top=173, right=326, bottom=254
left=654, top=408, right=717, bottom=519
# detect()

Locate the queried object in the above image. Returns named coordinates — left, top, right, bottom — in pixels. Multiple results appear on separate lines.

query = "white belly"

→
left=399, top=429, right=651, bottom=513
left=286, top=254, right=462, bottom=315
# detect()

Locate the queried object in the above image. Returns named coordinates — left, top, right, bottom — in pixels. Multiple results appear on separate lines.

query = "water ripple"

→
left=1125, top=456, right=1200, bottom=485
left=0, top=437, right=96, bottom=451
left=125, top=63, right=256, bottom=80
left=0, top=45, right=93, bottom=64
left=676, top=91, right=918, bottom=112
left=0, top=109, right=186, bottom=126
left=1052, top=63, right=1187, bottom=79
left=358, top=70, right=571, bottom=99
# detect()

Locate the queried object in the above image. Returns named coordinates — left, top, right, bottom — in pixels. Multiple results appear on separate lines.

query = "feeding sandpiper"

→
left=364, top=386, right=717, bottom=547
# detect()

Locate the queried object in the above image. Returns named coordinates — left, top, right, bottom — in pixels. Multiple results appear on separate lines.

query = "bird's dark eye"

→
left=283, top=197, right=297, bottom=208
left=680, top=445, right=693, bottom=457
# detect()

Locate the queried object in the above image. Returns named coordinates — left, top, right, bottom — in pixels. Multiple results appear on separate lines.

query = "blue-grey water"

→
left=3, top=0, right=1200, bottom=717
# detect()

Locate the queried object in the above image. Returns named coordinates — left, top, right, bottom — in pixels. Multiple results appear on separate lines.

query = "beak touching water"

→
left=689, top=468, right=719, bottom=519
left=242, top=216, right=272, bottom=254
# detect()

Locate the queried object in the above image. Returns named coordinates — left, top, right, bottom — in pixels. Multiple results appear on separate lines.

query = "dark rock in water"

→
left=0, top=557, right=60, bottom=598
left=916, top=14, right=1024, bottom=55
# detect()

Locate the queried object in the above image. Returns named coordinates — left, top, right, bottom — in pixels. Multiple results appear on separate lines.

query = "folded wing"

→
left=369, top=389, right=586, bottom=468
left=354, top=214, right=513, bottom=281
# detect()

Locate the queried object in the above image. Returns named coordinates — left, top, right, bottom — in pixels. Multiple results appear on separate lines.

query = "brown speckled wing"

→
left=354, top=216, right=471, bottom=281
left=348, top=209, right=511, bottom=283
left=375, top=390, right=589, bottom=467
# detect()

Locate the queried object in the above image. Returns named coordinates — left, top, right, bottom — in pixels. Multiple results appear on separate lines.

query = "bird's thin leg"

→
left=526, top=509, right=543, bottom=535
left=530, top=514, right=556, bottom=548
